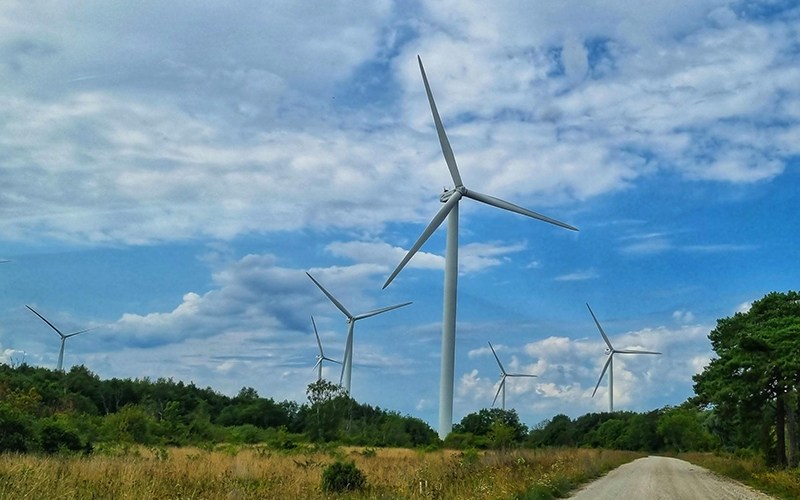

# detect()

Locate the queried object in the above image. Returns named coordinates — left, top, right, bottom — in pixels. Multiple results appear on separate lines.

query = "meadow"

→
left=0, top=445, right=642, bottom=499
left=679, top=452, right=800, bottom=500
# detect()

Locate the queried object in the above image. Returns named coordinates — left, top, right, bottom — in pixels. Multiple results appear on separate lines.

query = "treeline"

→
left=444, top=405, right=717, bottom=453
left=0, top=364, right=437, bottom=453
left=1, top=360, right=719, bottom=456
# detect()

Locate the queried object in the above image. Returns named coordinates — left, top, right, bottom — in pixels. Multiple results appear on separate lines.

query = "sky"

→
left=1, top=1, right=798, bottom=430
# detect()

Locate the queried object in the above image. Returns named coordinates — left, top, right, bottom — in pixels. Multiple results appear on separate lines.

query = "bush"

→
left=38, top=419, right=83, bottom=454
left=0, top=405, right=34, bottom=452
left=321, top=460, right=366, bottom=493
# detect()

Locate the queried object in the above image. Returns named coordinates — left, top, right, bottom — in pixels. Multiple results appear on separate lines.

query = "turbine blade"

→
left=592, top=355, right=613, bottom=398
left=312, top=358, right=323, bottom=371
left=306, top=272, right=353, bottom=319
left=488, top=342, right=507, bottom=374
left=418, top=55, right=463, bottom=188
left=383, top=192, right=461, bottom=289
left=507, top=373, right=537, bottom=378
left=616, top=349, right=661, bottom=355
left=586, top=304, right=614, bottom=350
left=311, top=316, right=324, bottom=353
left=492, top=377, right=505, bottom=407
left=26, top=305, right=65, bottom=338
left=354, top=301, right=412, bottom=321
left=323, top=356, right=343, bottom=365
left=64, top=327, right=94, bottom=339
left=465, top=189, right=578, bottom=231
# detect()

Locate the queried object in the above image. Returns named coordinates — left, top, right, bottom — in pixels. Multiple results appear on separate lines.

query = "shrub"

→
left=38, top=419, right=83, bottom=454
left=0, top=405, right=34, bottom=452
left=321, top=460, right=367, bottom=493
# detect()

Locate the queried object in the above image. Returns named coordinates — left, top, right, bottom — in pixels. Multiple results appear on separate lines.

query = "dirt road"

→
left=568, top=456, right=774, bottom=499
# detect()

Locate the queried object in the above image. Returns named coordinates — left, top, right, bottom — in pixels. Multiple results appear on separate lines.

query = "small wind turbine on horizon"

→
left=489, top=341, right=537, bottom=410
left=587, top=303, right=661, bottom=412
left=306, top=272, right=411, bottom=394
left=26, top=304, right=95, bottom=372
left=383, top=56, right=578, bottom=439
left=311, top=315, right=342, bottom=382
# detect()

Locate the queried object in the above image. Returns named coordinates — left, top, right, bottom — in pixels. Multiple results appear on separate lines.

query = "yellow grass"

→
left=679, top=452, right=800, bottom=500
left=0, top=446, right=641, bottom=499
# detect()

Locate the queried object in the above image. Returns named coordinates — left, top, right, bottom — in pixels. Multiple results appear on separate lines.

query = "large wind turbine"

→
left=587, top=303, right=661, bottom=412
left=306, top=272, right=411, bottom=393
left=489, top=341, right=537, bottom=410
left=383, top=56, right=578, bottom=439
left=311, top=315, right=342, bottom=382
left=26, top=305, right=94, bottom=372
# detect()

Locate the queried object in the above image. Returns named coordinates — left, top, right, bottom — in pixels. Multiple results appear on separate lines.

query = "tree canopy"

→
left=694, top=291, right=800, bottom=467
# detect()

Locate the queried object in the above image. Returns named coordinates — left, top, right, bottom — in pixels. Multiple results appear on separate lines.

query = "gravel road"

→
left=568, top=456, right=774, bottom=500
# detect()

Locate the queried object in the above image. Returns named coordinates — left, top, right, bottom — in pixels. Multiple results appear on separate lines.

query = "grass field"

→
left=679, top=452, right=800, bottom=500
left=0, top=445, right=642, bottom=499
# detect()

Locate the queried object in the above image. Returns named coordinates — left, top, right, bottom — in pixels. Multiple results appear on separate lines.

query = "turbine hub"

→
left=440, top=186, right=465, bottom=203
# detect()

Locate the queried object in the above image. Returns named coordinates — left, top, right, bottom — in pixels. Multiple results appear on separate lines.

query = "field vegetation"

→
left=0, top=444, right=641, bottom=499
left=679, top=452, right=800, bottom=500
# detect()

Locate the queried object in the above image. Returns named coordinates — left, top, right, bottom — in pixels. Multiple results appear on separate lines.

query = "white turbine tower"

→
left=26, top=305, right=94, bottom=372
left=489, top=341, right=537, bottom=410
left=383, top=56, right=578, bottom=439
left=311, top=315, right=342, bottom=382
left=306, top=272, right=411, bottom=394
left=587, top=303, right=661, bottom=412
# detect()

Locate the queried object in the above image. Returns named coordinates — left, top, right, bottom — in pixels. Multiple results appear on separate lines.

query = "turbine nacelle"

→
left=440, top=187, right=464, bottom=203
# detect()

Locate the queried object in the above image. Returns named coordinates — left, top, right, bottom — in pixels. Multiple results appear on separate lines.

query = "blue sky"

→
left=1, top=1, right=798, bottom=429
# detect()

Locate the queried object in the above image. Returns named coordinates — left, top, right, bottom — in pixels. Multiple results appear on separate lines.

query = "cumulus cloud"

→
left=0, top=2, right=796, bottom=247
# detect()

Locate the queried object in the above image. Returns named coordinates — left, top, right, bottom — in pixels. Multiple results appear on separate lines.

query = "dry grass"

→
left=0, top=445, right=641, bottom=499
left=679, top=452, right=800, bottom=500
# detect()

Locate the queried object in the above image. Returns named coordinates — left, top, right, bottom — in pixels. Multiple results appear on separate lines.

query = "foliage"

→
left=693, top=291, right=800, bottom=467
left=321, top=459, right=367, bottom=492
left=0, top=364, right=438, bottom=450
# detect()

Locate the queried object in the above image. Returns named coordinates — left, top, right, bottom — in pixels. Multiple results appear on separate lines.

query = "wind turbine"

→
left=489, top=341, right=537, bottom=410
left=587, top=303, right=661, bottom=412
left=383, top=56, right=578, bottom=439
left=311, top=315, right=342, bottom=382
left=26, top=305, right=94, bottom=372
left=306, top=272, right=411, bottom=393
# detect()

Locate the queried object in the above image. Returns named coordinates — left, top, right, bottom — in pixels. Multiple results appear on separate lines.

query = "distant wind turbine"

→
left=587, top=303, right=661, bottom=412
left=26, top=305, right=95, bottom=372
left=306, top=272, right=411, bottom=394
left=311, top=315, right=342, bottom=382
left=489, top=341, right=537, bottom=410
left=383, top=56, right=578, bottom=439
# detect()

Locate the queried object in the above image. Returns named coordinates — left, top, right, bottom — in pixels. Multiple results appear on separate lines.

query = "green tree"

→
left=694, top=291, right=800, bottom=467
left=657, top=407, right=715, bottom=452
left=305, top=380, right=350, bottom=442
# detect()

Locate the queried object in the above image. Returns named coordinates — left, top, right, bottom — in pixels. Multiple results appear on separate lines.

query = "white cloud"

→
left=554, top=268, right=599, bottom=282
left=672, top=310, right=695, bottom=324
left=0, top=2, right=796, bottom=247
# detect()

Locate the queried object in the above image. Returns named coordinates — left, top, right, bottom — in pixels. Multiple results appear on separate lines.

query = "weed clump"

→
left=321, top=459, right=366, bottom=493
